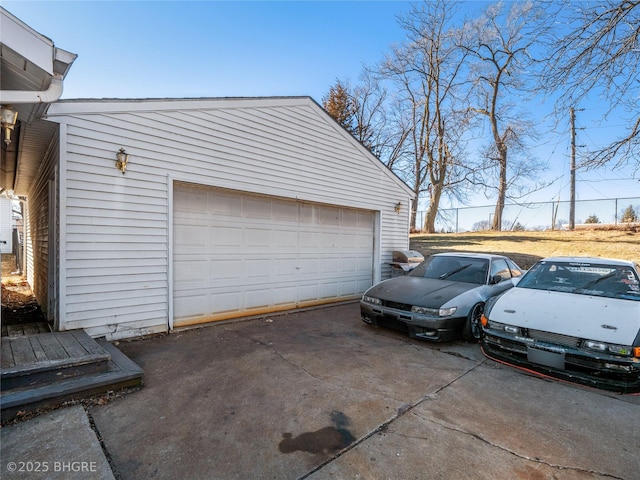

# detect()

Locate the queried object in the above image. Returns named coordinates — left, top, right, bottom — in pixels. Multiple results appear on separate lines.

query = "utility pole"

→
left=569, top=107, right=576, bottom=230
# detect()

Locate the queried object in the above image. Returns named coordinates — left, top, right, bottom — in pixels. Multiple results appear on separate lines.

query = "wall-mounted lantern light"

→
left=394, top=202, right=402, bottom=214
left=1, top=105, right=18, bottom=146
left=115, top=148, right=129, bottom=175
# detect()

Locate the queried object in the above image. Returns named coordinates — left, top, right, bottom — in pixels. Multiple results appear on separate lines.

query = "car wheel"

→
left=462, top=303, right=484, bottom=342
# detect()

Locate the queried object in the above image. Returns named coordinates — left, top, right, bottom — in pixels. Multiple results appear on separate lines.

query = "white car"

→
left=480, top=257, right=640, bottom=393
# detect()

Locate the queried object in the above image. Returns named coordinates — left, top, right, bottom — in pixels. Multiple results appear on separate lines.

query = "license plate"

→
left=527, top=347, right=565, bottom=369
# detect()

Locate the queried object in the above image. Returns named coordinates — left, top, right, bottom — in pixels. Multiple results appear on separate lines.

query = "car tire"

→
left=462, top=303, right=484, bottom=342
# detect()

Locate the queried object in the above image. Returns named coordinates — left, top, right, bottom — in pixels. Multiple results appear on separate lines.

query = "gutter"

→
left=0, top=74, right=64, bottom=104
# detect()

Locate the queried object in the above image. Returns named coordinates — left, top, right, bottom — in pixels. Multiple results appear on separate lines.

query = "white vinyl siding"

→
left=26, top=136, right=58, bottom=315
left=173, top=183, right=374, bottom=326
left=46, top=97, right=412, bottom=339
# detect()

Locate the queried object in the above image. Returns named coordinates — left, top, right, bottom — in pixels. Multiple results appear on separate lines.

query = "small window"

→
left=490, top=259, right=512, bottom=281
left=506, top=259, right=523, bottom=277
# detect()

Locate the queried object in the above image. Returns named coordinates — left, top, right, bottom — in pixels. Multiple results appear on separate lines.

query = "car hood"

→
left=365, top=276, right=476, bottom=308
left=489, top=287, right=640, bottom=344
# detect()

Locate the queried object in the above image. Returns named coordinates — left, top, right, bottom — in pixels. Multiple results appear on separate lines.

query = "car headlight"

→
left=483, top=320, right=521, bottom=335
left=362, top=295, right=381, bottom=305
left=411, top=306, right=457, bottom=317
left=503, top=325, right=521, bottom=335
left=583, top=340, right=638, bottom=357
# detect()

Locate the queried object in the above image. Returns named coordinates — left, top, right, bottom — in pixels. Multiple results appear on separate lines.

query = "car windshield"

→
left=517, top=260, right=640, bottom=301
left=409, top=256, right=489, bottom=285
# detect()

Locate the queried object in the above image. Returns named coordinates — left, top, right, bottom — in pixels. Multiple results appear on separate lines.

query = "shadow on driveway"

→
left=90, top=302, right=640, bottom=480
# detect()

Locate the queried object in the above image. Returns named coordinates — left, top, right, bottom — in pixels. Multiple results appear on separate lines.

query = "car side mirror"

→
left=490, top=275, right=503, bottom=285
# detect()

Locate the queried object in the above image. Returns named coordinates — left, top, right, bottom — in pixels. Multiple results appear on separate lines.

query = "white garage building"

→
left=2, top=9, right=414, bottom=340
left=44, top=98, right=413, bottom=338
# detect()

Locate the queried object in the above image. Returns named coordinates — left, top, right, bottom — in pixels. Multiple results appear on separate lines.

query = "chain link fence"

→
left=415, top=197, right=640, bottom=233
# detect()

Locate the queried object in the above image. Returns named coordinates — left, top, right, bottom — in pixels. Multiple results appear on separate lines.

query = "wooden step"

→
left=1, top=339, right=143, bottom=423
left=1, top=331, right=111, bottom=391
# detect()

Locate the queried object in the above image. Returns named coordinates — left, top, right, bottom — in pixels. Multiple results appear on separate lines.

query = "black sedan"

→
left=361, top=252, right=523, bottom=342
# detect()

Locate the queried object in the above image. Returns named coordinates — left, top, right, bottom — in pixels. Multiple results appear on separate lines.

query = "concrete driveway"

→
left=89, top=302, right=640, bottom=479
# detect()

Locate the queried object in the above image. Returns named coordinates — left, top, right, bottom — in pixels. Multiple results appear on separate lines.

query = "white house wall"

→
left=46, top=97, right=412, bottom=339
left=0, top=197, right=12, bottom=254
left=25, top=134, right=58, bottom=314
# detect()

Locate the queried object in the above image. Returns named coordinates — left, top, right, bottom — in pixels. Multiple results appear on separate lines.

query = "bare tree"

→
left=543, top=0, right=639, bottom=169
left=459, top=1, right=548, bottom=230
left=379, top=0, right=472, bottom=232
left=323, top=74, right=400, bottom=161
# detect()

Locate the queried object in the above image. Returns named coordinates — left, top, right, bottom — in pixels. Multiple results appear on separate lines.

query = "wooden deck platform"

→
left=1, top=321, right=51, bottom=337
left=1, top=330, right=143, bottom=422
left=1, top=331, right=111, bottom=390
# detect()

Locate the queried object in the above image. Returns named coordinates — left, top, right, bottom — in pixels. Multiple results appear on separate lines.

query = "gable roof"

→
left=46, top=96, right=413, bottom=197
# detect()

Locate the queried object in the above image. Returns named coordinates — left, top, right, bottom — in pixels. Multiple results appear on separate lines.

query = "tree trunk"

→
left=410, top=197, right=420, bottom=232
left=492, top=146, right=508, bottom=231
left=423, top=183, right=443, bottom=233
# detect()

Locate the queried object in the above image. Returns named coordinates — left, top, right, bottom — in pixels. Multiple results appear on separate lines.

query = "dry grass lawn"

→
left=409, top=229, right=640, bottom=270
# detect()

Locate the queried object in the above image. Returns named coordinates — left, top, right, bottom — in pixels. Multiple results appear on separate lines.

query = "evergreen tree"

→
left=322, top=81, right=356, bottom=135
left=620, top=205, right=638, bottom=223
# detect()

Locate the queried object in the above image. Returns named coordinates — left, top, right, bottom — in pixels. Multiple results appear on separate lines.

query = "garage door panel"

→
left=357, top=278, right=372, bottom=294
left=174, top=258, right=208, bottom=284
left=210, top=226, right=243, bottom=248
left=273, top=200, right=298, bottom=221
left=175, top=225, right=208, bottom=248
left=246, top=259, right=271, bottom=279
left=299, top=230, right=319, bottom=248
left=355, top=233, right=373, bottom=249
left=244, top=287, right=275, bottom=309
left=318, top=282, right=339, bottom=299
left=321, top=258, right=341, bottom=274
left=273, top=286, right=297, bottom=305
left=173, top=184, right=374, bottom=325
left=209, top=192, right=242, bottom=216
left=209, top=259, right=245, bottom=281
left=245, top=228, right=272, bottom=248
left=357, top=256, right=374, bottom=272
left=357, top=211, right=374, bottom=227
left=209, top=292, right=241, bottom=313
left=175, top=189, right=208, bottom=213
left=245, top=198, right=272, bottom=218
left=341, top=233, right=359, bottom=248
left=297, top=284, right=319, bottom=302
left=174, top=293, right=209, bottom=319
left=340, top=258, right=357, bottom=273
left=341, top=209, right=358, bottom=225
left=274, top=258, right=298, bottom=277
left=340, top=280, right=358, bottom=296
left=319, top=206, right=340, bottom=225
left=273, top=229, right=297, bottom=249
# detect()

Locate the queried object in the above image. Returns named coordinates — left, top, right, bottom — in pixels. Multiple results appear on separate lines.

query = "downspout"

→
left=16, top=197, right=26, bottom=277
left=0, top=74, right=64, bottom=104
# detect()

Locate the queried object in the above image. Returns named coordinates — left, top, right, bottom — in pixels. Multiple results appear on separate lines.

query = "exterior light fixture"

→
left=395, top=202, right=402, bottom=214
left=115, top=148, right=129, bottom=175
left=1, top=105, right=18, bottom=146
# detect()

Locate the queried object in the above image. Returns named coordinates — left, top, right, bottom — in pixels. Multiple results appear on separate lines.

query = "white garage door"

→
left=173, top=183, right=375, bottom=326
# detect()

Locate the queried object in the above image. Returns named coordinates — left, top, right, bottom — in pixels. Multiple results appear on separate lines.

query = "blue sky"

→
left=3, top=0, right=639, bottom=214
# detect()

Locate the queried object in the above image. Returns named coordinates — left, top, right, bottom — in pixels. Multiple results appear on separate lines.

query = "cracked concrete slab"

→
left=1, top=405, right=115, bottom=480
left=86, top=302, right=639, bottom=480
left=309, top=409, right=612, bottom=480
left=408, top=362, right=640, bottom=480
